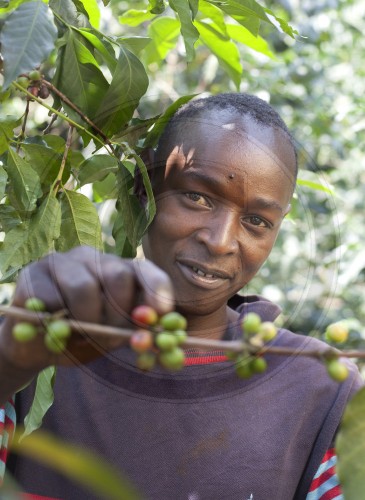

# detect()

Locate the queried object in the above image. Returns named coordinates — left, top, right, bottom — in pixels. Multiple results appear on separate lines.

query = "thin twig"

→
left=16, top=99, right=31, bottom=152
left=0, top=305, right=363, bottom=359
left=54, top=126, right=73, bottom=194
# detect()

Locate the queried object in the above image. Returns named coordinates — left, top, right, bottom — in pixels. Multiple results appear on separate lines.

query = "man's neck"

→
left=180, top=306, right=240, bottom=340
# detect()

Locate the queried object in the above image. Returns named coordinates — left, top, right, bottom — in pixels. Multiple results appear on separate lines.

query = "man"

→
left=0, top=93, right=362, bottom=499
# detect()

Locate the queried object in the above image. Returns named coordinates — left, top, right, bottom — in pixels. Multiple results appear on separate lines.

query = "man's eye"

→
left=244, top=216, right=270, bottom=228
left=185, top=192, right=209, bottom=206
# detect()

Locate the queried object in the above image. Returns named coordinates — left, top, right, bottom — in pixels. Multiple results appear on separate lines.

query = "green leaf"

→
left=21, top=143, right=67, bottom=186
left=336, top=387, right=365, bottom=499
left=74, top=0, right=100, bottom=28
left=11, top=429, right=142, bottom=500
left=53, top=29, right=109, bottom=124
left=76, top=28, right=117, bottom=72
left=0, top=204, right=22, bottom=231
left=5, top=149, right=42, bottom=214
left=148, top=0, right=165, bottom=14
left=226, top=23, right=274, bottom=58
left=0, top=193, right=61, bottom=274
left=77, top=154, right=118, bottom=186
left=207, top=0, right=272, bottom=25
left=0, top=164, right=7, bottom=200
left=189, top=0, right=199, bottom=19
left=94, top=46, right=149, bottom=137
left=196, top=20, right=242, bottom=89
left=119, top=9, right=155, bottom=27
left=297, top=179, right=334, bottom=195
left=113, top=162, right=147, bottom=256
left=169, top=0, right=200, bottom=61
left=93, top=172, right=117, bottom=202
left=22, top=366, right=56, bottom=440
left=0, top=1, right=57, bottom=88
left=56, top=190, right=102, bottom=251
left=198, top=1, right=228, bottom=37
left=50, top=0, right=88, bottom=27
left=117, top=36, right=152, bottom=56
left=144, top=17, right=180, bottom=63
left=0, top=116, right=20, bottom=155
left=133, top=153, right=156, bottom=224
left=264, top=7, right=298, bottom=38
left=144, top=94, right=197, bottom=149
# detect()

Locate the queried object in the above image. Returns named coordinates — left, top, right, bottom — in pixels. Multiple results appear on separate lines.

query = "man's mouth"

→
left=177, top=260, right=232, bottom=288
left=191, top=266, right=216, bottom=279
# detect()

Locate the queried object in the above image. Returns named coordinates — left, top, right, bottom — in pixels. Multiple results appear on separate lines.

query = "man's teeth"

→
left=192, top=266, right=215, bottom=278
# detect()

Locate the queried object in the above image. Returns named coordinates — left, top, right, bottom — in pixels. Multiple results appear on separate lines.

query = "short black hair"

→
left=156, top=92, right=298, bottom=178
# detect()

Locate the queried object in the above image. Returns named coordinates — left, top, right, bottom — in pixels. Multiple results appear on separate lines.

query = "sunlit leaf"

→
left=0, top=193, right=61, bottom=274
left=75, top=0, right=100, bottom=28
left=0, top=1, right=57, bottom=88
left=94, top=46, right=149, bottom=137
left=226, top=23, right=274, bottom=58
left=196, top=20, right=242, bottom=89
left=5, top=148, right=42, bottom=214
left=11, top=428, right=142, bottom=500
left=76, top=27, right=117, bottom=72
left=144, top=17, right=180, bottom=63
left=22, top=367, right=56, bottom=440
left=336, top=387, right=365, bottom=500
left=169, top=0, right=200, bottom=61
left=56, top=190, right=102, bottom=251
left=119, top=9, right=155, bottom=27
left=198, top=1, right=228, bottom=37
left=297, top=179, right=334, bottom=195
left=148, top=0, right=166, bottom=14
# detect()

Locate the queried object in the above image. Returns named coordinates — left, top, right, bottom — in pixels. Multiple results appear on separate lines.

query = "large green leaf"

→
left=336, top=387, right=365, bottom=499
left=22, top=366, right=56, bottom=440
left=196, top=20, right=242, bottom=89
left=53, top=29, right=109, bottom=124
left=198, top=1, right=228, bottom=37
left=169, top=0, right=200, bottom=61
left=0, top=193, right=61, bottom=274
left=94, top=46, right=149, bottom=137
left=0, top=1, right=57, bottom=88
left=144, top=17, right=180, bottom=64
left=21, top=143, right=68, bottom=187
left=0, top=116, right=20, bottom=155
left=77, top=154, right=118, bottom=186
left=118, top=9, right=155, bottom=27
left=0, top=204, right=22, bottom=231
left=5, top=148, right=42, bottom=214
left=226, top=23, right=274, bottom=58
left=11, top=429, right=142, bottom=500
left=0, top=164, right=7, bottom=200
left=56, top=190, right=102, bottom=251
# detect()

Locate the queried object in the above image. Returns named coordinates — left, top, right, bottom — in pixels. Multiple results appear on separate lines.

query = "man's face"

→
left=142, top=112, right=296, bottom=317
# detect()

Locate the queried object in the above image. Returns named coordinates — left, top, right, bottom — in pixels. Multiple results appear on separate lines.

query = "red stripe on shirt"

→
left=318, top=484, right=342, bottom=500
left=184, top=354, right=228, bottom=365
left=309, top=464, right=336, bottom=491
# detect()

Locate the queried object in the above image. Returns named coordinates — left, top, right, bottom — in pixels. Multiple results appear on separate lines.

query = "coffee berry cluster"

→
left=130, top=306, right=187, bottom=372
left=12, top=297, right=71, bottom=353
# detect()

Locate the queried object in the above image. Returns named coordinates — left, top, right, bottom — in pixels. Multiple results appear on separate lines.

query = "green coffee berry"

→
left=259, top=322, right=278, bottom=342
left=235, top=359, right=253, bottom=379
left=326, top=359, right=349, bottom=382
left=325, top=322, right=349, bottom=344
left=28, top=69, right=41, bottom=81
left=12, top=322, right=37, bottom=342
left=136, top=352, right=157, bottom=371
left=44, top=333, right=66, bottom=354
left=155, top=332, right=178, bottom=351
left=159, top=312, right=187, bottom=331
left=46, top=320, right=71, bottom=340
left=24, top=297, right=46, bottom=312
left=250, top=357, right=267, bottom=374
left=174, top=329, right=188, bottom=345
left=159, top=347, right=185, bottom=371
left=16, top=76, right=29, bottom=88
left=241, top=312, right=261, bottom=336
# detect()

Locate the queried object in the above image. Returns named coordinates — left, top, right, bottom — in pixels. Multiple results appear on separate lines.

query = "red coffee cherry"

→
left=130, top=330, right=154, bottom=353
left=131, top=305, right=159, bottom=327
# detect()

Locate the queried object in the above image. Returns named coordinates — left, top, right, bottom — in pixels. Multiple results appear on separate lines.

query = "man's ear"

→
left=134, top=147, right=156, bottom=207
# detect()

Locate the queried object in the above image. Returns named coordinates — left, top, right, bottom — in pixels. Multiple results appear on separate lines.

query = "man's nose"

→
left=195, top=210, right=240, bottom=256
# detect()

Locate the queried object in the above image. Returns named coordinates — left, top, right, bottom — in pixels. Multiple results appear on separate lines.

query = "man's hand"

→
left=0, top=246, right=175, bottom=372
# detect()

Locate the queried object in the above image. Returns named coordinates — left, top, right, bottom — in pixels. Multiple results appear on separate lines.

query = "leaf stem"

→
left=16, top=98, right=31, bottom=153
left=1, top=305, right=363, bottom=359
left=54, top=126, right=73, bottom=194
